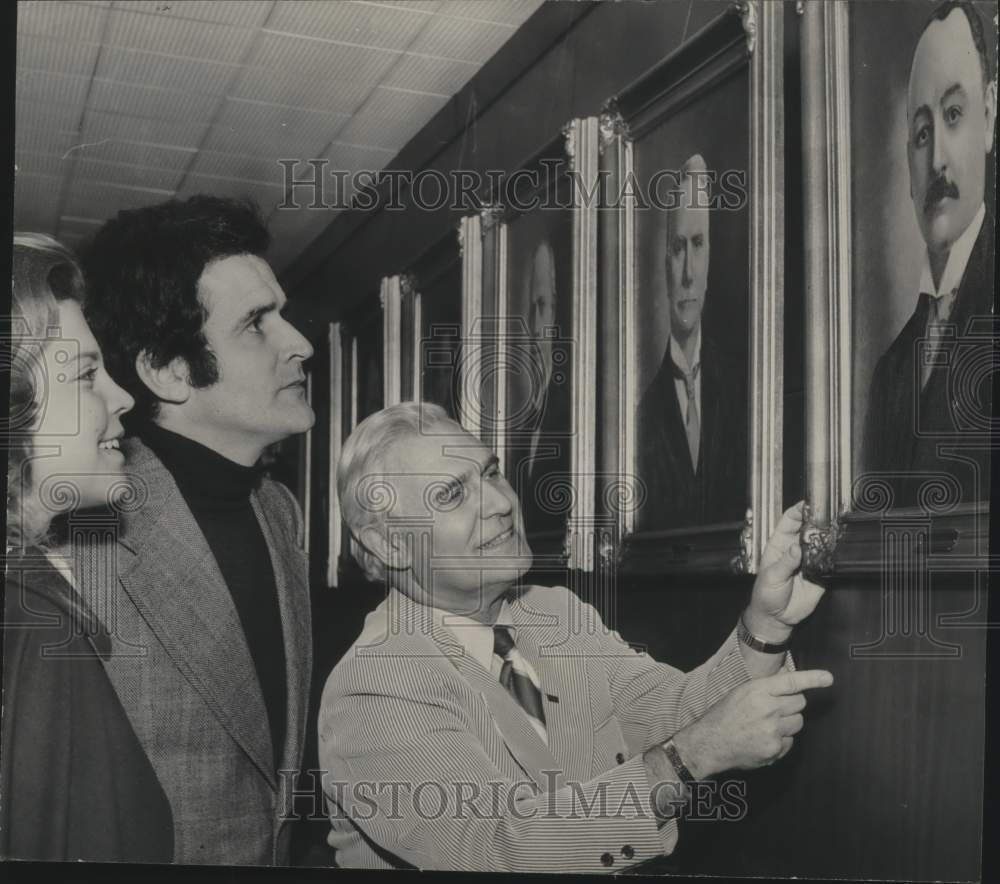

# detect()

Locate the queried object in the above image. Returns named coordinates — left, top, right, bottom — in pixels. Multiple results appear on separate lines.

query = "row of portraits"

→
left=313, top=0, right=995, bottom=583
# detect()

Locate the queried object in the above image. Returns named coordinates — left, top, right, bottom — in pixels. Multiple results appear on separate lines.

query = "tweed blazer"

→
left=318, top=584, right=758, bottom=873
left=76, top=437, right=312, bottom=865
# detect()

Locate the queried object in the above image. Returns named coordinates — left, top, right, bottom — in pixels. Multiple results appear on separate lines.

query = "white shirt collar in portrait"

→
left=917, top=201, right=986, bottom=300
left=669, top=323, right=702, bottom=424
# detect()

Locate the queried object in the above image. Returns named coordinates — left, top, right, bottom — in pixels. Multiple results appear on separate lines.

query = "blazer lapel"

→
left=252, top=488, right=311, bottom=778
left=114, top=442, right=276, bottom=787
left=393, top=592, right=564, bottom=790
left=512, top=618, right=592, bottom=787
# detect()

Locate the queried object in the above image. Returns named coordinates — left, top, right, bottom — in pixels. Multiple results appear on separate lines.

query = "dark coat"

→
left=862, top=214, right=995, bottom=508
left=1, top=559, right=173, bottom=863
left=635, top=332, right=748, bottom=530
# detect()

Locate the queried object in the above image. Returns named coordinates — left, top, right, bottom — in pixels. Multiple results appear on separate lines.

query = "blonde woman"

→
left=1, top=234, right=172, bottom=862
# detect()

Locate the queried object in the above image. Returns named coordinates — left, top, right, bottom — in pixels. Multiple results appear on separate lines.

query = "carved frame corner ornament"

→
left=738, top=0, right=758, bottom=56
left=598, top=531, right=618, bottom=571
left=730, top=508, right=755, bottom=575
left=598, top=107, right=627, bottom=154
left=479, top=203, right=504, bottom=233
left=399, top=271, right=418, bottom=300
left=801, top=506, right=841, bottom=580
left=562, top=119, right=577, bottom=163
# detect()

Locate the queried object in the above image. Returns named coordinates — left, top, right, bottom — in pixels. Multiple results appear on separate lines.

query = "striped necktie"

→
left=671, top=359, right=701, bottom=470
left=493, top=626, right=548, bottom=743
left=921, top=289, right=957, bottom=389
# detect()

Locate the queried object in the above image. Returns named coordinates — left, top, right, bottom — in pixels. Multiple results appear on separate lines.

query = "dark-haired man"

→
left=80, top=196, right=314, bottom=865
left=863, top=0, right=996, bottom=505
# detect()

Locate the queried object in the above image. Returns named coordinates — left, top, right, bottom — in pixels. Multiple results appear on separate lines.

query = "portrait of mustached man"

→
left=863, top=0, right=996, bottom=506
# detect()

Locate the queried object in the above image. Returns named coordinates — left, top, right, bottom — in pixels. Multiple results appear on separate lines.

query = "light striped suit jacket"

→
left=318, top=584, right=755, bottom=873
left=77, top=438, right=312, bottom=865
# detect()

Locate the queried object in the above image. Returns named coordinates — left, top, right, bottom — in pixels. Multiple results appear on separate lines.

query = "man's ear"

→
left=984, top=78, right=997, bottom=154
left=359, top=523, right=413, bottom=573
left=135, top=351, right=192, bottom=405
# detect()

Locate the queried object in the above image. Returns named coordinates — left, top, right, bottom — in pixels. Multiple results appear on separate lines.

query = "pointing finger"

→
left=766, top=669, right=834, bottom=696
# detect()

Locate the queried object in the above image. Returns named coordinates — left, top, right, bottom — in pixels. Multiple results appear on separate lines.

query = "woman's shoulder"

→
left=4, top=556, right=109, bottom=659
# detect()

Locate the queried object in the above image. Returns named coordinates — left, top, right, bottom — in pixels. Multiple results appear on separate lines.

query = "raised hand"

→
left=746, top=501, right=826, bottom=641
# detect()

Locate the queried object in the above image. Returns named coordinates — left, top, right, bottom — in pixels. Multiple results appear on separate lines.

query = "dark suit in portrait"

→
left=636, top=332, right=747, bottom=529
left=863, top=214, right=995, bottom=506
left=511, top=372, right=572, bottom=538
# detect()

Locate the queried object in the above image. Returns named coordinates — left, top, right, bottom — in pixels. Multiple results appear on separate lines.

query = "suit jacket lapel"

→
left=699, top=339, right=723, bottom=481
left=393, top=591, right=565, bottom=790
left=115, top=441, right=276, bottom=787
left=252, top=489, right=311, bottom=778
left=512, top=614, right=593, bottom=787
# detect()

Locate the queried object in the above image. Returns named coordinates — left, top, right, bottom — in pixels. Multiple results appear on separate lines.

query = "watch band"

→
left=662, top=740, right=696, bottom=786
left=738, top=614, right=791, bottom=654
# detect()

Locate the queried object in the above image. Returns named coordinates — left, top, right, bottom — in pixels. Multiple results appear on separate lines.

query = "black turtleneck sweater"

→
left=141, top=422, right=287, bottom=773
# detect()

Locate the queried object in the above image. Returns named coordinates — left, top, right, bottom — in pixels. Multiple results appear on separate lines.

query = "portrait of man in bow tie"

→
left=862, top=0, right=996, bottom=506
left=635, top=153, right=746, bottom=530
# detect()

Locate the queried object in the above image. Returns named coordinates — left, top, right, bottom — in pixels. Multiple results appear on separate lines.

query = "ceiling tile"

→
left=231, top=65, right=373, bottom=115
left=82, top=110, right=210, bottom=148
left=15, top=68, right=89, bottom=109
left=17, top=35, right=101, bottom=77
left=75, top=138, right=197, bottom=171
left=379, top=53, right=477, bottom=95
left=246, top=30, right=399, bottom=86
left=187, top=150, right=294, bottom=188
left=407, top=14, right=515, bottom=63
left=17, top=1, right=109, bottom=43
left=112, top=1, right=272, bottom=27
left=199, top=124, right=330, bottom=161
left=214, top=99, right=351, bottom=148
left=267, top=0, right=433, bottom=52
left=438, top=0, right=546, bottom=27
left=75, top=156, right=186, bottom=192
left=96, top=46, right=240, bottom=95
left=106, top=8, right=256, bottom=63
left=88, top=78, right=222, bottom=122
left=14, top=151, right=70, bottom=180
left=360, top=85, right=449, bottom=122
left=16, top=101, right=83, bottom=140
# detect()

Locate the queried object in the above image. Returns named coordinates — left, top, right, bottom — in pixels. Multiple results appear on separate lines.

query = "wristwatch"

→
left=737, top=613, right=791, bottom=654
left=662, top=739, right=696, bottom=786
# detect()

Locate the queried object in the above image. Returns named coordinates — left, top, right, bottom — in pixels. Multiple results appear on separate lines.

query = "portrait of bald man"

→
left=636, top=154, right=747, bottom=530
left=862, top=0, right=996, bottom=506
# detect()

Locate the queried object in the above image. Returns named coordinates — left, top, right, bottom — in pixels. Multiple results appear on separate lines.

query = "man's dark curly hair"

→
left=81, top=195, right=270, bottom=429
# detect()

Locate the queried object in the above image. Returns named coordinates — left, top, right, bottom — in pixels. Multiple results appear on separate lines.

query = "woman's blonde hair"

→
left=6, top=233, right=86, bottom=551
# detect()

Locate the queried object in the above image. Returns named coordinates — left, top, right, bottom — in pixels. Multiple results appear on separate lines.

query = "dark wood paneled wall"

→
left=286, top=2, right=992, bottom=879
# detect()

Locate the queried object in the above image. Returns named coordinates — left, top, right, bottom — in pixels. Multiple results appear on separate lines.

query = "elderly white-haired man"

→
left=318, top=402, right=831, bottom=873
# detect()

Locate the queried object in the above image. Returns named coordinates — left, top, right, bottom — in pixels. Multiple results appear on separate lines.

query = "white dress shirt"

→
left=669, top=325, right=702, bottom=424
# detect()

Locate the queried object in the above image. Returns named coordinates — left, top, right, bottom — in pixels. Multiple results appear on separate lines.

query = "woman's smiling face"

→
left=28, top=300, right=134, bottom=515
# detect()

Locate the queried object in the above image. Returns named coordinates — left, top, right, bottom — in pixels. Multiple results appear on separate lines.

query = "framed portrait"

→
left=486, top=118, right=600, bottom=569
left=327, top=321, right=344, bottom=588
left=600, top=1, right=783, bottom=575
left=400, top=228, right=464, bottom=420
left=800, top=0, right=995, bottom=574
left=333, top=296, right=384, bottom=582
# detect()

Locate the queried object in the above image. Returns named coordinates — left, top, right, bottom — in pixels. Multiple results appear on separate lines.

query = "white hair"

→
left=337, top=401, right=463, bottom=582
